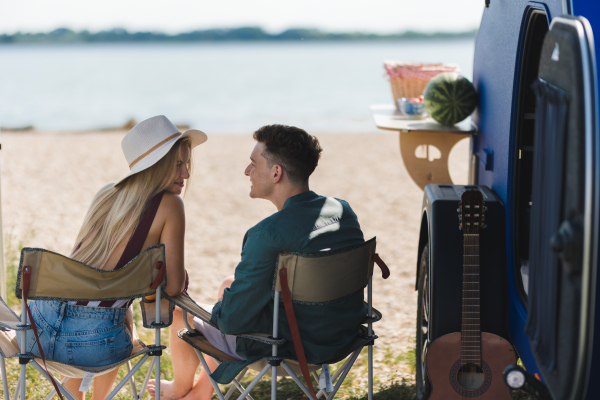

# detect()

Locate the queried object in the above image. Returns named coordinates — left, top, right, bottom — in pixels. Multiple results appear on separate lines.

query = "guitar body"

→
left=426, top=331, right=516, bottom=399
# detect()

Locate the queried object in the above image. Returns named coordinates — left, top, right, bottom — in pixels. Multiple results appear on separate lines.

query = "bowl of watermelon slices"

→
left=397, top=96, right=427, bottom=118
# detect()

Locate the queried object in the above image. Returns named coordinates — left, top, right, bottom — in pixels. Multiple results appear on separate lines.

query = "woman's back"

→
left=100, top=191, right=188, bottom=293
left=102, top=191, right=166, bottom=271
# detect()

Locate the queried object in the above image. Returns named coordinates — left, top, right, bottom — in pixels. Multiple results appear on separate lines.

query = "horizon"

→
left=0, top=25, right=479, bottom=36
left=1, top=0, right=484, bottom=35
left=0, top=26, right=478, bottom=45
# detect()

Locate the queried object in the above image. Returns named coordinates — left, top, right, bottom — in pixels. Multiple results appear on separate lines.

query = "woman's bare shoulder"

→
left=158, top=192, right=185, bottom=218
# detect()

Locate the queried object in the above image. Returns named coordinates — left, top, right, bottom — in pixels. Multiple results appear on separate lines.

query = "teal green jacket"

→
left=209, top=191, right=366, bottom=383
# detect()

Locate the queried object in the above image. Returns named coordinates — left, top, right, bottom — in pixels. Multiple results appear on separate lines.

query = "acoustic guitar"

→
left=426, top=189, right=516, bottom=399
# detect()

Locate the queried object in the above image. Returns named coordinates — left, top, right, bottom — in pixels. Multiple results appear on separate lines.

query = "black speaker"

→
left=421, top=184, right=509, bottom=342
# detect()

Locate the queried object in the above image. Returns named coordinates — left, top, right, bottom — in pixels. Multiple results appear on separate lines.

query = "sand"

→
left=0, top=130, right=470, bottom=378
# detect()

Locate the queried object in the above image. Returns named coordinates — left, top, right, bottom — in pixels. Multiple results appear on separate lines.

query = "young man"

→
left=150, top=125, right=366, bottom=400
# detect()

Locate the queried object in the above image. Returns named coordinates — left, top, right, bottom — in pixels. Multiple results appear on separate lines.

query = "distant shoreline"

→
left=0, top=27, right=477, bottom=44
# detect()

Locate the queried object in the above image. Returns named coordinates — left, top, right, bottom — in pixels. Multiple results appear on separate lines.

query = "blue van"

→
left=410, top=1, right=600, bottom=399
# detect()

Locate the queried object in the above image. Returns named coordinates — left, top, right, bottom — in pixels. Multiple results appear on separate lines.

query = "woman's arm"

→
left=159, top=193, right=187, bottom=296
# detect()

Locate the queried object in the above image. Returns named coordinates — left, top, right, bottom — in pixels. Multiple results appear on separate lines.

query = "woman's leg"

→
left=181, top=275, right=235, bottom=400
left=148, top=306, right=200, bottom=399
left=63, top=378, right=85, bottom=400
left=90, top=368, right=121, bottom=400
left=149, top=275, right=235, bottom=400
left=61, top=368, right=120, bottom=400
left=180, top=357, right=217, bottom=400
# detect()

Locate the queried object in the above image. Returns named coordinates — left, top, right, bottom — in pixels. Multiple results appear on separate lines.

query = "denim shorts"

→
left=17, top=300, right=133, bottom=367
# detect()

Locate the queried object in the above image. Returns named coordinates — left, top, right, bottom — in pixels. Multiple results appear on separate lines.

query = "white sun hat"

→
left=117, top=115, right=207, bottom=185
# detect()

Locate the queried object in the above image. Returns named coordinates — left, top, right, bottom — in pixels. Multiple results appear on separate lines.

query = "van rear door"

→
left=525, top=15, right=600, bottom=400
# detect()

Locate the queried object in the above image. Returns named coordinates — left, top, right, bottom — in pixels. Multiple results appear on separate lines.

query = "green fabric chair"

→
left=0, top=245, right=173, bottom=400
left=168, top=237, right=390, bottom=400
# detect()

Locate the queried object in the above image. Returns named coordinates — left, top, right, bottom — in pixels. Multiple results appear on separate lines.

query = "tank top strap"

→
left=114, top=190, right=166, bottom=270
left=74, top=190, right=167, bottom=308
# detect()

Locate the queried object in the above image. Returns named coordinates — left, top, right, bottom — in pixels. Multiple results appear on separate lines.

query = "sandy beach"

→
left=0, top=130, right=469, bottom=379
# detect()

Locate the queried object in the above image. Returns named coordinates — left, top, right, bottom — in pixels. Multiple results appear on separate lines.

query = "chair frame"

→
left=181, top=290, right=378, bottom=400
left=173, top=238, right=388, bottom=400
left=0, top=245, right=171, bottom=400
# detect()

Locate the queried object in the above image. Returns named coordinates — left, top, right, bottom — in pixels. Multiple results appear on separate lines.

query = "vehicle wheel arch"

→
left=416, top=209, right=430, bottom=291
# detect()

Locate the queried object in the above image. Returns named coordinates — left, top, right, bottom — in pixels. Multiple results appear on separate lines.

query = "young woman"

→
left=20, top=115, right=206, bottom=400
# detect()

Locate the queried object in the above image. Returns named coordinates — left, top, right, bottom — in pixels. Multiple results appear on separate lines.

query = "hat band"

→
left=129, top=133, right=181, bottom=169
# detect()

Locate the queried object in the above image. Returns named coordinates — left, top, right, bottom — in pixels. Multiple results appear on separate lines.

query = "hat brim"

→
left=115, top=128, right=207, bottom=186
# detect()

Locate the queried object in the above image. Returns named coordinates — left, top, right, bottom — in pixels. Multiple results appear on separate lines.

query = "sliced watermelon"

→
left=423, top=73, right=477, bottom=126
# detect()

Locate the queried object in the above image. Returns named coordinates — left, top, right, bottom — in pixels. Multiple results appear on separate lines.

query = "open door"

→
left=525, top=15, right=599, bottom=400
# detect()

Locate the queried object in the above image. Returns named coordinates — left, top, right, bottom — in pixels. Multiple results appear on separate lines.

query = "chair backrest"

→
left=16, top=244, right=166, bottom=301
left=274, top=237, right=376, bottom=303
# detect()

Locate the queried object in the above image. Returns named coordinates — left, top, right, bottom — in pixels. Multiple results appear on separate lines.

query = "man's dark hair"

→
left=253, top=124, right=323, bottom=185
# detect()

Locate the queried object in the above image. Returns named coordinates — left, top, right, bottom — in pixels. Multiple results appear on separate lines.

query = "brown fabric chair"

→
left=168, top=237, right=389, bottom=400
left=0, top=245, right=173, bottom=400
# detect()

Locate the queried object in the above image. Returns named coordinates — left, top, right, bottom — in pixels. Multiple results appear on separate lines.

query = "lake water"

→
left=0, top=40, right=475, bottom=132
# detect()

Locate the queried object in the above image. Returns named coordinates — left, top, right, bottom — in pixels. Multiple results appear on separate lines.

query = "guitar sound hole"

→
left=457, top=363, right=485, bottom=390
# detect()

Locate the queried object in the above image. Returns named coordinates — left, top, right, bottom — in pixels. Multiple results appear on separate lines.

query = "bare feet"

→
left=147, top=380, right=190, bottom=400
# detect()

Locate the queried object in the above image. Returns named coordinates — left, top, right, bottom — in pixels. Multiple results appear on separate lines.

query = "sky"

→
left=0, top=0, right=485, bottom=35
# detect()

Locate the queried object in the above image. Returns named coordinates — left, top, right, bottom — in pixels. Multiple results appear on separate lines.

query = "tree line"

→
left=0, top=27, right=477, bottom=44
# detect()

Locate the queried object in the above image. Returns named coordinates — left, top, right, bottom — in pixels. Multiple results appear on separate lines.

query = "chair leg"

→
left=154, top=292, right=162, bottom=400
left=312, top=372, right=324, bottom=399
left=1, top=357, right=8, bottom=400
left=126, top=360, right=139, bottom=399
left=325, top=350, right=361, bottom=400
left=28, top=361, right=79, bottom=400
left=138, top=356, right=156, bottom=399
left=368, top=344, right=373, bottom=400
left=11, top=373, right=19, bottom=400
left=316, top=356, right=355, bottom=398
left=155, top=354, right=161, bottom=400
left=201, top=353, right=253, bottom=400
left=43, top=376, right=70, bottom=400
left=196, top=350, right=227, bottom=400
left=280, top=362, right=315, bottom=400
left=271, top=363, right=277, bottom=400
left=312, top=371, right=319, bottom=382
left=224, top=383, right=237, bottom=400
left=104, top=354, right=150, bottom=400
left=196, top=352, right=268, bottom=400
left=233, top=364, right=270, bottom=400
left=18, top=364, right=25, bottom=400
left=225, top=368, right=253, bottom=400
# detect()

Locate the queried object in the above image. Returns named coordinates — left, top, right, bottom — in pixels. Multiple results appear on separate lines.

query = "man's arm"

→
left=210, top=228, right=279, bottom=335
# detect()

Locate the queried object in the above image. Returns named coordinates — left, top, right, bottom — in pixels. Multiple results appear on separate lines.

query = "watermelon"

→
left=423, top=73, right=477, bottom=126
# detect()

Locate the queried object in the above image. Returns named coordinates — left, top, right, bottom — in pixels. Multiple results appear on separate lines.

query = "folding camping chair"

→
left=0, top=244, right=174, bottom=400
left=168, top=237, right=390, bottom=400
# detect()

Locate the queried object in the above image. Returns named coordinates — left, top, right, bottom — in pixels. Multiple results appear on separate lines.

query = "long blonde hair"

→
left=72, top=138, right=193, bottom=269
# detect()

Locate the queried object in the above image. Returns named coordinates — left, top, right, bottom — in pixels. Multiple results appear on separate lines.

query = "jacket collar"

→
left=282, top=190, right=317, bottom=210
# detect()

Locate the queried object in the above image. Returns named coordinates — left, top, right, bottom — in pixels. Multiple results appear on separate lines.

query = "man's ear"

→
left=272, top=165, right=283, bottom=183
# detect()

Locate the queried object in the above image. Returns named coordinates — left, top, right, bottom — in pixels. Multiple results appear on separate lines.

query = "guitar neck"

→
left=461, top=233, right=481, bottom=367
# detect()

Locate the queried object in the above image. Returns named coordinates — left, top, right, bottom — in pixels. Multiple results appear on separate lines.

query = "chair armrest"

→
left=236, top=332, right=285, bottom=345
left=165, top=292, right=286, bottom=345
left=164, top=292, right=214, bottom=325
left=364, top=306, right=383, bottom=324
